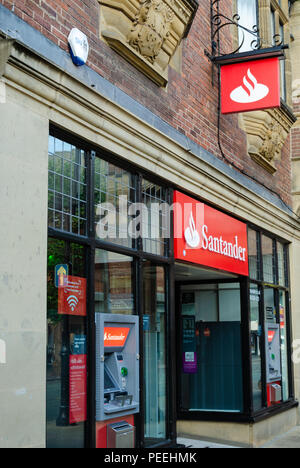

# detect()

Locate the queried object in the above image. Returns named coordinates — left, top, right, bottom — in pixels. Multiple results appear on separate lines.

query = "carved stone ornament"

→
left=260, top=121, right=284, bottom=162
left=241, top=107, right=295, bottom=174
left=98, top=0, right=197, bottom=86
left=128, top=0, right=174, bottom=65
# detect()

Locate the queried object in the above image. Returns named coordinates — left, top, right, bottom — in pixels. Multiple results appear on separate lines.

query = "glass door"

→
left=143, top=262, right=167, bottom=446
left=179, top=282, right=243, bottom=413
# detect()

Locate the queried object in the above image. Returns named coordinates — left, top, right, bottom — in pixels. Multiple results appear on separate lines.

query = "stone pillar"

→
left=0, top=45, right=49, bottom=447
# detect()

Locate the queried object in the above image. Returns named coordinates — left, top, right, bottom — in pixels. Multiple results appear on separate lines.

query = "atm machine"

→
left=265, top=323, right=282, bottom=406
left=95, top=313, right=139, bottom=448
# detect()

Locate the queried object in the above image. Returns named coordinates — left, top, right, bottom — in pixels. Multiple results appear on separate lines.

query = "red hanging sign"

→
left=221, top=57, right=280, bottom=114
left=173, top=191, right=249, bottom=276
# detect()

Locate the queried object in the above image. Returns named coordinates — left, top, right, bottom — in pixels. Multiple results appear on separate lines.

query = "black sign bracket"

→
left=205, top=0, right=288, bottom=67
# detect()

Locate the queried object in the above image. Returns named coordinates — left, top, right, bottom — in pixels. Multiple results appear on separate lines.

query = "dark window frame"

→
left=47, top=125, right=297, bottom=440
left=47, top=125, right=175, bottom=449
left=246, top=225, right=295, bottom=420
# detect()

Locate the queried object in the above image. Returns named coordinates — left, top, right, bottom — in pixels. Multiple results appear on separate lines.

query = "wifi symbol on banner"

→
left=67, top=295, right=79, bottom=312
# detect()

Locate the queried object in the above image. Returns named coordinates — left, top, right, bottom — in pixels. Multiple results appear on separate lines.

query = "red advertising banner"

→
left=58, top=276, right=87, bottom=316
left=69, top=354, right=87, bottom=424
left=221, top=57, right=280, bottom=114
left=173, top=191, right=249, bottom=276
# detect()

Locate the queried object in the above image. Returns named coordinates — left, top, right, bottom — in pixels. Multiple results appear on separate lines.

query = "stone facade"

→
left=98, top=0, right=198, bottom=86
left=0, top=0, right=299, bottom=449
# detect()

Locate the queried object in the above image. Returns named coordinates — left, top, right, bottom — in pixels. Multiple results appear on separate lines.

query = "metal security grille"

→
left=48, top=136, right=87, bottom=236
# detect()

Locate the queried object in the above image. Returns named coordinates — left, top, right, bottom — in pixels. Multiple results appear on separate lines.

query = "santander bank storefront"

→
left=45, top=129, right=296, bottom=448
left=172, top=190, right=295, bottom=438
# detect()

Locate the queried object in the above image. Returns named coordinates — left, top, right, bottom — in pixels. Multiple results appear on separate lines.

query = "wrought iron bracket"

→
left=205, top=0, right=288, bottom=64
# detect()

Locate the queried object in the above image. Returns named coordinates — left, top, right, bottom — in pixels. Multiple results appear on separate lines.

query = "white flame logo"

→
left=230, top=69, right=269, bottom=104
left=67, top=295, right=79, bottom=312
left=184, top=213, right=200, bottom=248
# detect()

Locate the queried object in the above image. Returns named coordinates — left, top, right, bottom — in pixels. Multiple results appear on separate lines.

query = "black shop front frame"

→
left=175, top=229, right=296, bottom=423
left=46, top=125, right=296, bottom=449
left=46, top=125, right=176, bottom=448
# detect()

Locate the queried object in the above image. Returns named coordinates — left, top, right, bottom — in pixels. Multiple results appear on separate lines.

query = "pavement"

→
left=177, top=437, right=239, bottom=449
left=177, top=426, right=300, bottom=449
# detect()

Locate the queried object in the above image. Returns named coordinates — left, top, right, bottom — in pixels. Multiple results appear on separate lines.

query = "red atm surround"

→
left=96, top=415, right=135, bottom=449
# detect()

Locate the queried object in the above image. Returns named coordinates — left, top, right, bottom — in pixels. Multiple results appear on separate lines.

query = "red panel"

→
left=221, top=57, right=280, bottom=114
left=267, top=381, right=282, bottom=407
left=96, top=415, right=135, bottom=448
left=173, top=191, right=249, bottom=276
left=69, top=354, right=87, bottom=424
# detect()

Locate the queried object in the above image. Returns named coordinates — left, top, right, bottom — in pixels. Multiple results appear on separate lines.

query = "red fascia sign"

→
left=221, top=57, right=280, bottom=114
left=173, top=191, right=249, bottom=276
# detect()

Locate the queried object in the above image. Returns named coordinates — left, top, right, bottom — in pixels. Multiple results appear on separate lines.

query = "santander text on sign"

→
left=173, top=191, right=249, bottom=276
left=104, top=327, right=130, bottom=348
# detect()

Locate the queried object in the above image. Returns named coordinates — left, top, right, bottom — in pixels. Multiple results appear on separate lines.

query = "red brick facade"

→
left=0, top=0, right=293, bottom=205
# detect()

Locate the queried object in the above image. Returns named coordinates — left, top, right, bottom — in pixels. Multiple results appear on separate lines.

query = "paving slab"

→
left=177, top=437, right=239, bottom=449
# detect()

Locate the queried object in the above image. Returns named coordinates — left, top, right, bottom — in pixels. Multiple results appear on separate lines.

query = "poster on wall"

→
left=182, top=316, right=197, bottom=374
left=58, top=276, right=87, bottom=316
left=69, top=354, right=87, bottom=424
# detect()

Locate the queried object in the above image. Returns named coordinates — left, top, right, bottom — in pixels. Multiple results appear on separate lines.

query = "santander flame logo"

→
left=184, top=213, right=200, bottom=248
left=230, top=69, right=269, bottom=104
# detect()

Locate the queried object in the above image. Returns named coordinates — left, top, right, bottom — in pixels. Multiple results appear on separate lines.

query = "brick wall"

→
left=0, top=0, right=293, bottom=206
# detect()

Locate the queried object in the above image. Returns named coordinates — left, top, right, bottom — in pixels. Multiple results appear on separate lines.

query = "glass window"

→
left=180, top=282, right=243, bottom=413
left=47, top=239, right=87, bottom=448
left=264, top=286, right=276, bottom=323
left=237, top=0, right=258, bottom=52
left=277, top=241, right=287, bottom=287
left=94, top=250, right=134, bottom=315
left=250, top=284, right=263, bottom=411
left=280, top=22, right=286, bottom=101
left=143, top=263, right=167, bottom=445
left=141, top=180, right=169, bottom=256
left=248, top=229, right=260, bottom=280
left=270, top=8, right=276, bottom=44
left=269, top=4, right=287, bottom=101
left=48, top=136, right=87, bottom=236
left=279, top=291, right=289, bottom=401
left=94, top=158, right=137, bottom=248
left=262, top=235, right=276, bottom=284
